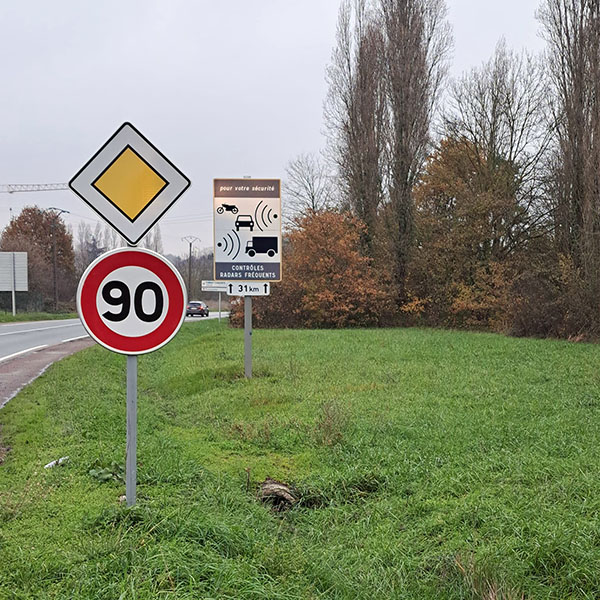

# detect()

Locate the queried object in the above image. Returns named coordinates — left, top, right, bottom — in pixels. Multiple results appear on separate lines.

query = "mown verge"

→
left=1, top=321, right=600, bottom=599
left=0, top=312, right=77, bottom=323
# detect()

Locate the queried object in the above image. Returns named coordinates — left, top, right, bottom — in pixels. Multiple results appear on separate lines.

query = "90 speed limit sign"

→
left=77, top=247, right=187, bottom=355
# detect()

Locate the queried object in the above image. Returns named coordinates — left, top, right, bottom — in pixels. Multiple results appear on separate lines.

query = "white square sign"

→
left=213, top=179, right=281, bottom=281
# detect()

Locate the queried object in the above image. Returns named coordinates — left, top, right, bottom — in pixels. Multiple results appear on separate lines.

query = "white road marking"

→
left=0, top=345, right=48, bottom=363
left=60, top=335, right=89, bottom=343
left=0, top=323, right=81, bottom=337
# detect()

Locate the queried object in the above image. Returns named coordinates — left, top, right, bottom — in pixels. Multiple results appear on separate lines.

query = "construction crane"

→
left=0, top=183, right=68, bottom=193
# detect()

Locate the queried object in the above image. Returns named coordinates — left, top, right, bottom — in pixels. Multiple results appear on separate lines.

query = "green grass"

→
left=2, top=322, right=600, bottom=598
left=0, top=312, right=77, bottom=323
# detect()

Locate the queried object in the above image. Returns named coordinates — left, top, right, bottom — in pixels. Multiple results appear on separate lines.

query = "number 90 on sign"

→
left=98, top=266, right=169, bottom=337
left=77, top=247, right=187, bottom=355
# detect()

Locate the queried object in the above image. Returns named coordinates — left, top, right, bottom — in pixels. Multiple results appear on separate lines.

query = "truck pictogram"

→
left=245, top=236, right=278, bottom=258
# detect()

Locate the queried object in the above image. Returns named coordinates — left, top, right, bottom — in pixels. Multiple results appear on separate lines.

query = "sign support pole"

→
left=218, top=292, right=222, bottom=323
left=11, top=252, right=16, bottom=317
left=244, top=296, right=252, bottom=378
left=126, top=354, right=138, bottom=507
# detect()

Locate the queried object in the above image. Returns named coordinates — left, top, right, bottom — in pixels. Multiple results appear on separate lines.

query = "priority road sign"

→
left=77, top=247, right=187, bottom=355
left=69, top=123, right=190, bottom=245
left=213, top=179, right=281, bottom=282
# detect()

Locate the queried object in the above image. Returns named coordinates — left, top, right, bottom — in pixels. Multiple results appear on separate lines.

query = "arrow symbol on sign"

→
left=264, top=283, right=268, bottom=293
left=228, top=283, right=233, bottom=294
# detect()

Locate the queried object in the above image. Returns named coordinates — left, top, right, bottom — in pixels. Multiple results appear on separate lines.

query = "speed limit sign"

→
left=77, top=247, right=187, bottom=355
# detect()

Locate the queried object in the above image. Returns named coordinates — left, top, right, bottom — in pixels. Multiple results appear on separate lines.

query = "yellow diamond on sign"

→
left=92, top=146, right=168, bottom=221
left=69, top=122, right=190, bottom=245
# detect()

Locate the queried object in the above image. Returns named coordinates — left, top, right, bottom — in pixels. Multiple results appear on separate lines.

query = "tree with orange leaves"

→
left=231, top=211, right=394, bottom=329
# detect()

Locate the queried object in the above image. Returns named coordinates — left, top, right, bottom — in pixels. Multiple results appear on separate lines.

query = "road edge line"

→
left=0, top=345, right=48, bottom=364
left=61, top=335, right=90, bottom=343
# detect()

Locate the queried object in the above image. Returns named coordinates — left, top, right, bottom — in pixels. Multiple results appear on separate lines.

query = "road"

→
left=0, top=313, right=229, bottom=363
left=0, top=319, right=88, bottom=363
left=0, top=313, right=228, bottom=407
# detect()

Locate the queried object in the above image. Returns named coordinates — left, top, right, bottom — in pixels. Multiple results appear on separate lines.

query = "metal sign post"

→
left=202, top=280, right=230, bottom=323
left=126, top=354, right=137, bottom=506
left=11, top=252, right=16, bottom=316
left=77, top=249, right=187, bottom=506
left=76, top=249, right=187, bottom=507
left=244, top=296, right=252, bottom=378
left=212, top=178, right=280, bottom=379
left=225, top=283, right=270, bottom=379
left=71, top=124, right=190, bottom=509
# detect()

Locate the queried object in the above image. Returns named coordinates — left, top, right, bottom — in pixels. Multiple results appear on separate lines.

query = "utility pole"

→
left=181, top=236, right=199, bottom=296
left=46, top=207, right=70, bottom=312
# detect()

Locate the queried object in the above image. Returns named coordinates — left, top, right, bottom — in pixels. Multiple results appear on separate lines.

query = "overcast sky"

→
left=0, top=0, right=546, bottom=257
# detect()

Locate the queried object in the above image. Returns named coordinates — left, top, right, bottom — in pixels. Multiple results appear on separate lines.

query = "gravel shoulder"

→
left=0, top=338, right=94, bottom=409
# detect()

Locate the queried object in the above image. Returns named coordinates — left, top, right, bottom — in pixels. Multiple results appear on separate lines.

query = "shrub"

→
left=230, top=211, right=394, bottom=328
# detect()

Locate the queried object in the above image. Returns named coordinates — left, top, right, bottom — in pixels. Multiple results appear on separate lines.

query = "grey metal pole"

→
left=244, top=296, right=252, bottom=378
left=187, top=241, right=192, bottom=292
left=218, top=292, right=222, bottom=323
left=11, top=252, right=16, bottom=317
left=126, top=354, right=138, bottom=506
left=52, top=222, right=58, bottom=312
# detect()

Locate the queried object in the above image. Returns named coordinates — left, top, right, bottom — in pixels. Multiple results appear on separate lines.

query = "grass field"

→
left=2, top=321, right=600, bottom=599
left=0, top=312, right=77, bottom=323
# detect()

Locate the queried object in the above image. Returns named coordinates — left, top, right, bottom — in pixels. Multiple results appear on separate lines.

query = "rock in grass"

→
left=258, top=477, right=297, bottom=510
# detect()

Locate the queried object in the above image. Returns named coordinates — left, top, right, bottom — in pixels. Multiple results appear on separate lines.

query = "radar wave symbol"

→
left=254, top=201, right=278, bottom=232
left=217, top=230, right=241, bottom=260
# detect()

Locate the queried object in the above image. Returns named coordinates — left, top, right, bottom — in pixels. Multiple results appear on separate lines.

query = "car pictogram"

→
left=235, top=215, right=255, bottom=231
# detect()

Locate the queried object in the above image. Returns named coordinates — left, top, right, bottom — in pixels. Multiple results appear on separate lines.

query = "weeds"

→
left=88, top=459, right=125, bottom=484
left=455, top=555, right=525, bottom=600
left=313, top=399, right=349, bottom=446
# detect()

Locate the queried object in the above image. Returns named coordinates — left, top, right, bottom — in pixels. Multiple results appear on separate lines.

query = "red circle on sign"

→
left=77, top=247, right=186, bottom=354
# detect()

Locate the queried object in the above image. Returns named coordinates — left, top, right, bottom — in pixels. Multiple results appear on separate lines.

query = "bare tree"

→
left=141, top=224, right=164, bottom=253
left=380, top=0, right=452, bottom=296
left=444, top=40, right=553, bottom=256
left=283, top=153, right=335, bottom=224
left=74, top=221, right=104, bottom=276
left=102, top=224, right=125, bottom=250
left=325, top=0, right=387, bottom=254
left=538, top=0, right=600, bottom=292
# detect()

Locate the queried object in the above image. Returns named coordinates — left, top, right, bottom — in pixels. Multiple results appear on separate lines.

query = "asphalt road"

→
left=0, top=319, right=88, bottom=363
left=0, top=312, right=229, bottom=363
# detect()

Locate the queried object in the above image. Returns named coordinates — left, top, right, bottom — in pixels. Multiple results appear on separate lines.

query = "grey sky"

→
left=0, top=0, right=546, bottom=257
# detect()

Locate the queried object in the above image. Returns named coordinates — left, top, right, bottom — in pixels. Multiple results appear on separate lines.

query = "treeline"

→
left=0, top=207, right=212, bottom=311
left=242, top=0, right=600, bottom=339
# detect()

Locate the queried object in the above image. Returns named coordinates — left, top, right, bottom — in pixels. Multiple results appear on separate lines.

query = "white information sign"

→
left=201, top=280, right=229, bottom=293
left=213, top=179, right=281, bottom=282
left=226, top=282, right=270, bottom=296
left=0, top=252, right=27, bottom=292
